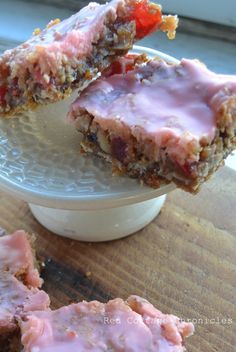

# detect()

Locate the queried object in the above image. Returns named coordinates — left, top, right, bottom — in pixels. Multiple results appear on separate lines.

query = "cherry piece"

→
left=128, top=0, right=162, bottom=39
left=0, top=86, right=7, bottom=104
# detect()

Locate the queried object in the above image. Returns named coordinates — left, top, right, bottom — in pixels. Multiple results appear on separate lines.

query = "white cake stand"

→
left=0, top=46, right=178, bottom=241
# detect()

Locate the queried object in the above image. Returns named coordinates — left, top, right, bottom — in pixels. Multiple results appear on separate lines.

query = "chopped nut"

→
left=97, top=130, right=111, bottom=154
left=33, top=28, right=41, bottom=36
left=160, top=15, right=179, bottom=40
left=85, top=70, right=92, bottom=80
left=43, top=74, right=50, bottom=84
left=47, top=18, right=61, bottom=29
left=85, top=271, right=92, bottom=278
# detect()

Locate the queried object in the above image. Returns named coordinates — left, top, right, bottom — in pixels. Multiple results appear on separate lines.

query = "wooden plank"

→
left=0, top=167, right=235, bottom=351
left=168, top=167, right=236, bottom=234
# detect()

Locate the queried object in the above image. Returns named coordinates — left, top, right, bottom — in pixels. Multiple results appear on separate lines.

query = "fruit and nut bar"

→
left=0, top=229, right=42, bottom=288
left=0, top=229, right=49, bottom=347
left=20, top=295, right=194, bottom=352
left=68, top=56, right=236, bottom=193
left=0, top=0, right=178, bottom=116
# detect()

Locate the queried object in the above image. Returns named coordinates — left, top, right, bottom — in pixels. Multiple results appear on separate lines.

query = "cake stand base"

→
left=29, top=195, right=166, bottom=242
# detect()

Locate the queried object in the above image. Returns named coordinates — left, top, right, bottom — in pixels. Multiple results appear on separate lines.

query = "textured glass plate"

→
left=0, top=46, right=178, bottom=210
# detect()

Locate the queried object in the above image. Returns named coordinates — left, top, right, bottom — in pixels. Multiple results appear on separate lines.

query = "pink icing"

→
left=1, top=0, right=128, bottom=80
left=20, top=296, right=194, bottom=352
left=69, top=58, right=236, bottom=164
left=29, top=0, right=123, bottom=73
left=0, top=273, right=50, bottom=332
left=0, top=230, right=42, bottom=288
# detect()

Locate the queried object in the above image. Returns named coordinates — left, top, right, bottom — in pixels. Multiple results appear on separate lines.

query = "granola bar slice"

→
left=0, top=273, right=50, bottom=346
left=0, top=229, right=49, bottom=348
left=0, top=229, right=42, bottom=288
left=0, top=0, right=178, bottom=116
left=20, top=295, right=194, bottom=351
left=68, top=56, right=236, bottom=193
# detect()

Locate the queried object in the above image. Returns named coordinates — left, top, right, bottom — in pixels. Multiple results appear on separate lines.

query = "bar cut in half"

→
left=0, top=273, right=49, bottom=341
left=68, top=55, right=236, bottom=193
left=0, top=229, right=42, bottom=288
left=0, top=229, right=49, bottom=346
left=20, top=295, right=194, bottom=351
left=0, top=0, right=178, bottom=116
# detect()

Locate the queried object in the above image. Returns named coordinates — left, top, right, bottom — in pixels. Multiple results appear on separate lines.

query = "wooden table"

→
left=0, top=167, right=235, bottom=352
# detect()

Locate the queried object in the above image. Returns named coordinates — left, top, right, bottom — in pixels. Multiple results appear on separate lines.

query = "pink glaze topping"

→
left=69, top=58, right=236, bottom=164
left=29, top=0, right=123, bottom=64
left=0, top=230, right=42, bottom=288
left=1, top=0, right=129, bottom=80
left=20, top=295, right=194, bottom=352
left=0, top=273, right=50, bottom=332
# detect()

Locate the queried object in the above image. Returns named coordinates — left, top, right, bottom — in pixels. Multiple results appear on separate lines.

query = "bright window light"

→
left=161, top=0, right=236, bottom=27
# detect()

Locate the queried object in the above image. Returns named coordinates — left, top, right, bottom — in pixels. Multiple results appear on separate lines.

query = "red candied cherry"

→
left=128, top=0, right=162, bottom=39
left=0, top=86, right=7, bottom=104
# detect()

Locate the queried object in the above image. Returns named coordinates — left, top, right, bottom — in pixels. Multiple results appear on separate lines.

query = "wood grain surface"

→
left=0, top=167, right=235, bottom=352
